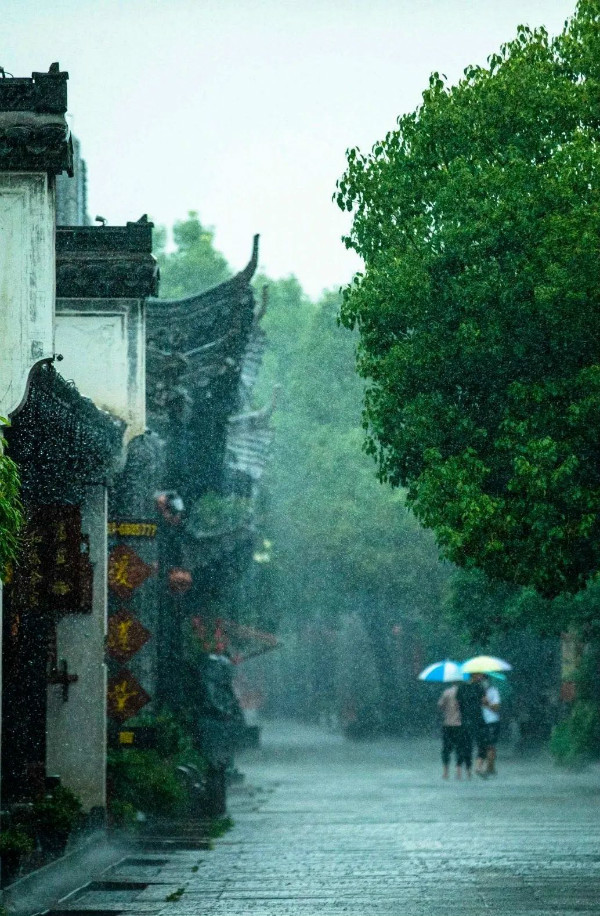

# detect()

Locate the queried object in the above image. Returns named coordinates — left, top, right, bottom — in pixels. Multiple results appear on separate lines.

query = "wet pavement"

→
left=44, top=721, right=600, bottom=915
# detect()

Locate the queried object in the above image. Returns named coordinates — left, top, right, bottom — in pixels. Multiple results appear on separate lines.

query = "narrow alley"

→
left=29, top=722, right=600, bottom=916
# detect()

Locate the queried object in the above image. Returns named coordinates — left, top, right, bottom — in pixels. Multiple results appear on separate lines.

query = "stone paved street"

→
left=51, top=721, right=600, bottom=916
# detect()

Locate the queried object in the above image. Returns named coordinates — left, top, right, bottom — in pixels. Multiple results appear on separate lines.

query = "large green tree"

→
left=336, top=0, right=600, bottom=599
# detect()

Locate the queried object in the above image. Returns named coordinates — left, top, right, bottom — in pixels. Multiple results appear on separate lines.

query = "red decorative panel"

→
left=107, top=608, right=151, bottom=663
left=108, top=544, right=154, bottom=600
left=107, top=668, right=151, bottom=722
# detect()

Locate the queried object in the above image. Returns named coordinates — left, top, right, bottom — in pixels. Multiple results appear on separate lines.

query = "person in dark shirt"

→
left=456, top=673, right=487, bottom=777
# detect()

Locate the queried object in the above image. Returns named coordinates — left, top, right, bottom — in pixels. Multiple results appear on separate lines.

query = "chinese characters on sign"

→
left=107, top=608, right=151, bottom=664
left=107, top=668, right=151, bottom=722
left=8, top=506, right=93, bottom=615
left=108, top=544, right=154, bottom=600
left=107, top=520, right=157, bottom=538
left=107, top=522, right=156, bottom=720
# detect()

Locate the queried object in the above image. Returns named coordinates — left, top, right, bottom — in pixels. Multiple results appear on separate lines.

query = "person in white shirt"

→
left=482, top=681, right=501, bottom=775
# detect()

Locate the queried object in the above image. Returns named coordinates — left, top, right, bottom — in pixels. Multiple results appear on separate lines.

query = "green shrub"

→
left=33, top=785, right=83, bottom=835
left=107, top=749, right=185, bottom=817
left=0, top=827, right=34, bottom=856
left=107, top=799, right=137, bottom=831
left=208, top=815, right=234, bottom=838
left=551, top=700, right=600, bottom=767
left=0, top=420, right=23, bottom=575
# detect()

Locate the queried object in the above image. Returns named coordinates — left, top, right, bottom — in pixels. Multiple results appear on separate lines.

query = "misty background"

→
left=3, top=0, right=576, bottom=737
left=5, top=0, right=574, bottom=295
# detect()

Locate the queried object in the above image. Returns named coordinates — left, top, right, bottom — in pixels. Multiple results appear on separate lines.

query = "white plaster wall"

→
left=56, top=313, right=128, bottom=418
left=55, top=300, right=145, bottom=442
left=0, top=173, right=54, bottom=418
left=46, top=486, right=108, bottom=811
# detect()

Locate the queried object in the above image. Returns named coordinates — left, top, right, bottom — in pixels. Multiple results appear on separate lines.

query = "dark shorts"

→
left=486, top=722, right=500, bottom=746
left=442, top=726, right=471, bottom=767
left=464, top=721, right=487, bottom=759
left=442, top=726, right=460, bottom=765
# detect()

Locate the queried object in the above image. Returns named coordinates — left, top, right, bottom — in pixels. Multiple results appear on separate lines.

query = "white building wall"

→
left=0, top=173, right=55, bottom=418
left=55, top=299, right=145, bottom=442
left=46, top=485, right=108, bottom=811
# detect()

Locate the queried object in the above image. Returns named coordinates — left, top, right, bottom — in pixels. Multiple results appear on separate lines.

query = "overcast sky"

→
left=5, top=0, right=575, bottom=297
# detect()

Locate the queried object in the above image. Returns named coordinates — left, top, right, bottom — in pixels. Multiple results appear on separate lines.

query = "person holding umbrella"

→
left=456, top=672, right=488, bottom=777
left=438, top=680, right=469, bottom=779
left=418, top=661, right=469, bottom=779
left=482, top=677, right=502, bottom=775
left=460, top=657, right=512, bottom=777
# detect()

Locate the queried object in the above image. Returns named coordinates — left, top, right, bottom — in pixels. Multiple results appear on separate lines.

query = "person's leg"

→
left=486, top=724, right=499, bottom=774
left=451, top=725, right=462, bottom=779
left=460, top=726, right=473, bottom=778
left=475, top=725, right=488, bottom=776
left=442, top=726, right=452, bottom=778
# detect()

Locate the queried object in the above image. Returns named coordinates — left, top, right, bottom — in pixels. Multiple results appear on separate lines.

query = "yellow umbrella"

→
left=462, top=655, right=512, bottom=674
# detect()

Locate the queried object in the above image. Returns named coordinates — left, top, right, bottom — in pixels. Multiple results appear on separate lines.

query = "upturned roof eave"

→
left=147, top=234, right=259, bottom=317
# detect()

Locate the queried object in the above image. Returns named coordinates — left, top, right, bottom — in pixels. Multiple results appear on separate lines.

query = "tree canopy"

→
left=155, top=212, right=231, bottom=298
left=336, top=0, right=600, bottom=599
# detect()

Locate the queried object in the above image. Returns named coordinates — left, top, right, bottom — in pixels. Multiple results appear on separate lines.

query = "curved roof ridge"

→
left=148, top=234, right=259, bottom=313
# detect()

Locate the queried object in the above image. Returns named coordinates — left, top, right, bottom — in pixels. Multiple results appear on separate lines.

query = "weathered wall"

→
left=55, top=299, right=146, bottom=441
left=0, top=173, right=55, bottom=418
left=46, top=485, right=108, bottom=811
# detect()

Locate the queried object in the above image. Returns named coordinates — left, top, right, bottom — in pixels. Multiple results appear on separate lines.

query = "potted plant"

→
left=32, top=785, right=82, bottom=857
left=0, top=827, right=34, bottom=887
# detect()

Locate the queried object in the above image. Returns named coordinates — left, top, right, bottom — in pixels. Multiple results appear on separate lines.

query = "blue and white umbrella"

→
left=418, top=660, right=467, bottom=683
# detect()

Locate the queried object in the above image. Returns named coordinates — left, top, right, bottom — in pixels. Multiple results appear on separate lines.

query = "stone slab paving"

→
left=57, top=721, right=600, bottom=916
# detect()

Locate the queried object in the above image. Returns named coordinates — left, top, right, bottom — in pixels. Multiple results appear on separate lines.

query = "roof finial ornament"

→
left=95, top=215, right=107, bottom=226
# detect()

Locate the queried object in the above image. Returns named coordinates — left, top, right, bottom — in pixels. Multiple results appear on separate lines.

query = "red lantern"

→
left=168, top=567, right=192, bottom=594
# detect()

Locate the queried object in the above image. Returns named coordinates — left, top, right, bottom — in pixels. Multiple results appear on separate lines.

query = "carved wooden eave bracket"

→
left=0, top=63, right=73, bottom=175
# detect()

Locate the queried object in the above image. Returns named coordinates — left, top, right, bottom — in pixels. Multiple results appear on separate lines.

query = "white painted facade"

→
left=0, top=173, right=55, bottom=418
left=46, top=485, right=108, bottom=811
left=55, top=298, right=146, bottom=442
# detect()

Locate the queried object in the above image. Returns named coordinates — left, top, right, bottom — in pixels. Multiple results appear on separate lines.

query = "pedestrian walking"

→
left=456, top=673, right=487, bottom=777
left=482, top=678, right=501, bottom=775
left=438, top=683, right=468, bottom=779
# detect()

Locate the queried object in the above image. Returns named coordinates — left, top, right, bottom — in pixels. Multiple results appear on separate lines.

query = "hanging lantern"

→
left=168, top=567, right=192, bottom=594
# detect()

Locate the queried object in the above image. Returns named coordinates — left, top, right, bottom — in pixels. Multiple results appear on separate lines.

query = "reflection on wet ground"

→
left=49, top=721, right=600, bottom=915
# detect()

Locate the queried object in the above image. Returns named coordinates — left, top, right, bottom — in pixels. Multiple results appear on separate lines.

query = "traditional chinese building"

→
left=3, top=364, right=121, bottom=807
left=223, top=288, right=277, bottom=628
left=0, top=64, right=125, bottom=811
left=139, top=238, right=267, bottom=721
left=47, top=216, right=158, bottom=805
